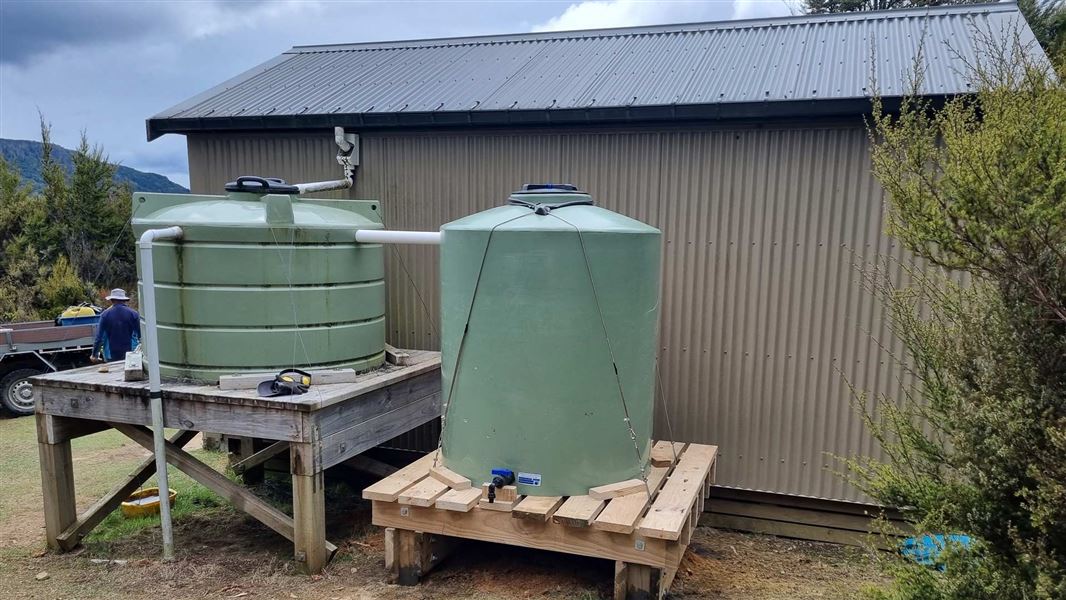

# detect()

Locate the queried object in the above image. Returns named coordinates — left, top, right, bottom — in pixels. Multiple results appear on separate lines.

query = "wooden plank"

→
left=480, top=483, right=517, bottom=504
left=35, top=414, right=109, bottom=443
left=385, top=344, right=410, bottom=366
left=398, top=477, right=450, bottom=507
left=362, top=451, right=438, bottom=502
left=552, top=495, right=605, bottom=528
left=37, top=387, right=305, bottom=441
left=374, top=501, right=682, bottom=569
left=316, top=387, right=441, bottom=470
left=110, top=423, right=337, bottom=558
left=709, top=486, right=907, bottom=520
left=637, top=444, right=718, bottom=541
left=55, top=430, right=197, bottom=550
left=436, top=488, right=482, bottom=512
left=313, top=370, right=442, bottom=438
left=705, top=513, right=896, bottom=550
left=649, top=441, right=686, bottom=468
left=589, top=479, right=646, bottom=500
left=232, top=441, right=289, bottom=475
left=478, top=497, right=522, bottom=512
left=38, top=439, right=76, bottom=551
left=32, top=351, right=440, bottom=414
left=293, top=468, right=328, bottom=574
left=429, top=465, right=471, bottom=490
left=219, top=368, right=360, bottom=391
left=708, top=499, right=913, bottom=533
left=512, top=495, right=564, bottom=521
left=593, top=466, right=670, bottom=534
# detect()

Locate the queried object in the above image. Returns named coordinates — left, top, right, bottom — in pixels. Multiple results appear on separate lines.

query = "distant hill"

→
left=0, top=138, right=188, bottom=194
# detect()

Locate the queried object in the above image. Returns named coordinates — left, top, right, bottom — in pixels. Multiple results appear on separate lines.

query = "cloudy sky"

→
left=0, top=0, right=798, bottom=188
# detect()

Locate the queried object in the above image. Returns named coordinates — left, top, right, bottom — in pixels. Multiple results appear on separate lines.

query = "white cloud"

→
left=533, top=0, right=795, bottom=33
left=173, top=0, right=323, bottom=40
left=732, top=0, right=803, bottom=20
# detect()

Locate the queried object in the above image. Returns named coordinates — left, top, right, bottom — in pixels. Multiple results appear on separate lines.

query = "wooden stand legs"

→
left=38, top=435, right=76, bottom=551
left=292, top=470, right=327, bottom=574
left=614, top=561, right=675, bottom=600
left=384, top=528, right=459, bottom=585
left=383, top=525, right=671, bottom=600
left=36, top=417, right=338, bottom=573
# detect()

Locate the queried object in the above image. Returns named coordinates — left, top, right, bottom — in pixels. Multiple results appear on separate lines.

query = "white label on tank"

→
left=517, top=472, right=542, bottom=486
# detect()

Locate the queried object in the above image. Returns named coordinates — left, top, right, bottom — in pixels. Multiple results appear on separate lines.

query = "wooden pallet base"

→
left=368, top=441, right=718, bottom=600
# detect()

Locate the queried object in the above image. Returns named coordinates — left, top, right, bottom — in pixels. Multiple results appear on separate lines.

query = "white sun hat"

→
left=105, top=288, right=130, bottom=301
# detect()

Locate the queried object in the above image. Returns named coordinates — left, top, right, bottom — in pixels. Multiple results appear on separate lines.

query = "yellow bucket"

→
left=120, top=487, right=177, bottom=518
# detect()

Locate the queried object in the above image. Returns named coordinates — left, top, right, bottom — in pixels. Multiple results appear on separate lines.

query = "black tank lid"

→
left=224, top=176, right=299, bottom=195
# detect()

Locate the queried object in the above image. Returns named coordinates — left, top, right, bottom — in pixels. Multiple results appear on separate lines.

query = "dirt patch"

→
left=671, top=530, right=886, bottom=598
left=1, top=500, right=887, bottom=600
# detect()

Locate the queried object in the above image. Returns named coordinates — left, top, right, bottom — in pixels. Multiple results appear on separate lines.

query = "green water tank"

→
left=440, top=185, right=662, bottom=496
left=131, top=183, right=385, bottom=382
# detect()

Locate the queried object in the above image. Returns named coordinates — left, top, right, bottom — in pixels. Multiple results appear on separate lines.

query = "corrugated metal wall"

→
left=187, top=123, right=911, bottom=503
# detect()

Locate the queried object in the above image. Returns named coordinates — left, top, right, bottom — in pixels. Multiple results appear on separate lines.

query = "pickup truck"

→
left=0, top=319, right=98, bottom=416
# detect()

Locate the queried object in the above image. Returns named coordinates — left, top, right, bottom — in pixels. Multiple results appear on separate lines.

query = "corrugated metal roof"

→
left=148, top=3, right=1042, bottom=139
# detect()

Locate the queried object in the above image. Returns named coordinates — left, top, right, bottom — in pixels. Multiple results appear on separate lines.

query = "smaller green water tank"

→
left=131, top=183, right=386, bottom=382
left=440, top=185, right=662, bottom=497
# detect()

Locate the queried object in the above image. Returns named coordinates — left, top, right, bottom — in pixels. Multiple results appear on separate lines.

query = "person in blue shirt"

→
left=91, top=288, right=141, bottom=362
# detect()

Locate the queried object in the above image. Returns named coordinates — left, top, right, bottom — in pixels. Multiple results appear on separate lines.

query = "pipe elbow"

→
left=138, top=226, right=184, bottom=249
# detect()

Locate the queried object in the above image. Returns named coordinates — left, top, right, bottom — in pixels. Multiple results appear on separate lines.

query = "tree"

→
left=804, top=0, right=990, bottom=15
left=852, top=33, right=1066, bottom=600
left=0, top=121, right=135, bottom=322
left=1017, top=0, right=1066, bottom=60
left=0, top=157, right=44, bottom=322
left=803, top=0, right=1066, bottom=60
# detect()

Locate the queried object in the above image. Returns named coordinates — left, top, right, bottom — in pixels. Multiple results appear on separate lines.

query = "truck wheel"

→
left=1, top=368, right=44, bottom=416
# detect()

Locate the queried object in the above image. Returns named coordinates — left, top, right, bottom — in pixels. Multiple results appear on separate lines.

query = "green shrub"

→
left=853, top=33, right=1066, bottom=600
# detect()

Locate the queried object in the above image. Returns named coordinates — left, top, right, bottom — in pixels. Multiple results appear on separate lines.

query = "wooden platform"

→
left=32, top=350, right=441, bottom=574
left=367, top=441, right=718, bottom=600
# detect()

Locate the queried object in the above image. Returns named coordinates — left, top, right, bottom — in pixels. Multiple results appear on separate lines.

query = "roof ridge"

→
left=287, top=2, right=1015, bottom=54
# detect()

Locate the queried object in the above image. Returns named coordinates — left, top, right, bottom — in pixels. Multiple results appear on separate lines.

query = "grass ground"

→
left=0, top=414, right=889, bottom=599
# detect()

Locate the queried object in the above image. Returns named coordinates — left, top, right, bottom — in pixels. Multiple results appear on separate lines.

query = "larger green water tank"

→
left=440, top=186, right=662, bottom=496
left=131, top=187, right=386, bottom=382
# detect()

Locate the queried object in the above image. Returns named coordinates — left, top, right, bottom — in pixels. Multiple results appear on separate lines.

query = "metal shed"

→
left=148, top=3, right=1044, bottom=533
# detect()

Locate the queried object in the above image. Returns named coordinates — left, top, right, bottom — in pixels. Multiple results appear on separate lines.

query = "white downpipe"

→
left=355, top=229, right=441, bottom=245
left=137, top=225, right=183, bottom=561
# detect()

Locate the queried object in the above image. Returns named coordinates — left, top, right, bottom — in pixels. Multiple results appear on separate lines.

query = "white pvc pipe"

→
left=137, top=225, right=183, bottom=562
left=295, top=178, right=353, bottom=194
left=355, top=229, right=441, bottom=245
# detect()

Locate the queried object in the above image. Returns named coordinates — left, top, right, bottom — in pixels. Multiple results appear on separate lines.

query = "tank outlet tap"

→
left=487, top=468, right=515, bottom=503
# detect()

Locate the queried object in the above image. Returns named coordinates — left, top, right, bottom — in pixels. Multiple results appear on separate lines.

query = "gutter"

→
left=146, top=97, right=926, bottom=141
